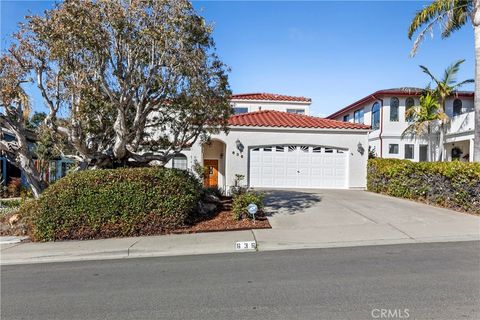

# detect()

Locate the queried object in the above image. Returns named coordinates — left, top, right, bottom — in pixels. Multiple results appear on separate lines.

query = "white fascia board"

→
left=445, top=130, right=474, bottom=139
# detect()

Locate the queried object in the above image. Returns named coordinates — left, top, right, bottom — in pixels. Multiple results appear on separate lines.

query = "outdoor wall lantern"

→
left=357, top=142, right=365, bottom=155
left=236, top=139, right=244, bottom=153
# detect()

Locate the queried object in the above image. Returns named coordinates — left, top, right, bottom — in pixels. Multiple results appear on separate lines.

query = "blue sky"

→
left=1, top=0, right=474, bottom=117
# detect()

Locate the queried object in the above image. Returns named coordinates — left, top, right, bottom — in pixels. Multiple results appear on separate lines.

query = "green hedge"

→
left=368, top=159, right=480, bottom=214
left=23, top=167, right=202, bottom=241
left=232, top=191, right=264, bottom=220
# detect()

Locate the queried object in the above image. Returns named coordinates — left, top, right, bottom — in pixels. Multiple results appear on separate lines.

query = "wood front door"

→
left=204, top=159, right=219, bottom=187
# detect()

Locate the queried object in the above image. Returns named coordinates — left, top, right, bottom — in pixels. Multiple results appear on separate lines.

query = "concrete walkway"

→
left=1, top=190, right=479, bottom=265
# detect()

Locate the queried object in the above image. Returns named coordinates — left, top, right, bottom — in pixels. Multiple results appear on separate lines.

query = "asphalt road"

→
left=1, top=241, right=479, bottom=320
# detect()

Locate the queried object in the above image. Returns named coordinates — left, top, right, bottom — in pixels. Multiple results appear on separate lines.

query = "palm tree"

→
left=408, top=0, right=480, bottom=162
left=419, top=60, right=474, bottom=160
left=402, top=91, right=446, bottom=161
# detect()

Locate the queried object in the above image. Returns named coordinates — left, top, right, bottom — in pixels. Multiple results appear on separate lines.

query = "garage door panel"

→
left=249, top=145, right=347, bottom=189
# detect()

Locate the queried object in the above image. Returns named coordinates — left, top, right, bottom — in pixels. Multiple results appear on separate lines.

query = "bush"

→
left=7, top=177, right=22, bottom=197
left=368, top=159, right=480, bottom=214
left=232, top=191, right=264, bottom=220
left=0, top=199, right=22, bottom=217
left=203, top=186, right=224, bottom=198
left=22, top=167, right=202, bottom=241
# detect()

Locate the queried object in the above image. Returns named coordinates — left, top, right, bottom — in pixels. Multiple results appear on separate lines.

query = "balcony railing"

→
left=447, top=111, right=475, bottom=135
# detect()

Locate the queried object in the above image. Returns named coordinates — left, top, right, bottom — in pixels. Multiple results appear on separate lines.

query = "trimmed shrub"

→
left=368, top=159, right=480, bottom=214
left=22, top=167, right=202, bottom=241
left=232, top=191, right=264, bottom=220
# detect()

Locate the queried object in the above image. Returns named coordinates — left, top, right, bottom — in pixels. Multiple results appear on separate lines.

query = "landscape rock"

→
left=203, top=194, right=221, bottom=204
left=197, top=201, right=218, bottom=216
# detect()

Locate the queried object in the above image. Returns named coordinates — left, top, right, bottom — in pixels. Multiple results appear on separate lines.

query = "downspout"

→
left=371, top=95, right=384, bottom=158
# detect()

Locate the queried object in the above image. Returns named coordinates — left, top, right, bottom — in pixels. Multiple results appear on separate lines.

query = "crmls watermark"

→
left=371, top=308, right=410, bottom=319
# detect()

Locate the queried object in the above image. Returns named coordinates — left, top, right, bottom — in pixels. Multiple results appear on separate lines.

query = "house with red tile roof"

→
left=327, top=88, right=475, bottom=162
left=230, top=93, right=312, bottom=115
left=167, top=94, right=371, bottom=191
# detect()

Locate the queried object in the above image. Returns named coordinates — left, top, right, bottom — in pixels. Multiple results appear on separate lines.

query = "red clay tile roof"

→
left=228, top=110, right=370, bottom=130
left=327, top=88, right=474, bottom=119
left=231, top=93, right=311, bottom=103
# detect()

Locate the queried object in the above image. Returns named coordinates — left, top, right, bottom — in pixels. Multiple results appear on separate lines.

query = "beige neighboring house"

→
left=166, top=93, right=371, bottom=193
left=327, top=88, right=475, bottom=162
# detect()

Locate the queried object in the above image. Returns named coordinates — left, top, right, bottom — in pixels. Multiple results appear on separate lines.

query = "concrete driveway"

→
left=252, top=189, right=480, bottom=250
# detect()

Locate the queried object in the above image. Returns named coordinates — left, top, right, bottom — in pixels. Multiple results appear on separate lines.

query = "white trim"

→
left=230, top=99, right=311, bottom=105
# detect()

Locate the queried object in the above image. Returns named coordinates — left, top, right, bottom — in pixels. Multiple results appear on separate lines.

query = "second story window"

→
left=286, top=109, right=305, bottom=115
left=390, top=97, right=399, bottom=122
left=233, top=107, right=248, bottom=115
left=371, top=103, right=380, bottom=130
left=343, top=114, right=350, bottom=122
left=405, top=97, right=415, bottom=122
left=453, top=99, right=462, bottom=116
left=354, top=109, right=364, bottom=124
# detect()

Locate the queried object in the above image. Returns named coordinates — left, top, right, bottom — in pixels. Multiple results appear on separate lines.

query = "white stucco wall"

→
left=230, top=100, right=311, bottom=115
left=332, top=94, right=474, bottom=162
left=188, top=127, right=369, bottom=191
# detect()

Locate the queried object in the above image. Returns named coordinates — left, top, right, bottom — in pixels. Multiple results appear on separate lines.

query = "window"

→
left=300, top=146, right=309, bottom=152
left=405, top=98, right=415, bottom=122
left=419, top=145, right=428, bottom=162
left=343, top=114, right=350, bottom=122
left=286, top=109, right=305, bottom=115
left=275, top=146, right=285, bottom=152
left=390, top=97, right=399, bottom=122
left=172, top=154, right=188, bottom=170
left=404, top=144, right=414, bottom=159
left=324, top=148, right=333, bottom=153
left=371, top=103, right=380, bottom=130
left=288, top=146, right=297, bottom=152
left=453, top=99, right=462, bottom=116
left=354, top=109, right=364, bottom=124
left=312, top=147, right=322, bottom=153
left=233, top=107, right=248, bottom=114
left=389, top=144, right=399, bottom=154
left=263, top=147, right=272, bottom=152
left=49, top=161, right=58, bottom=183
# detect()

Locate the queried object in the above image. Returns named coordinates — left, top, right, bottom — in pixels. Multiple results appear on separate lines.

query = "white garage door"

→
left=249, top=145, right=348, bottom=189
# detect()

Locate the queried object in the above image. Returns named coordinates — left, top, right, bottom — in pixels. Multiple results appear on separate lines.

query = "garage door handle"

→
left=297, top=170, right=300, bottom=173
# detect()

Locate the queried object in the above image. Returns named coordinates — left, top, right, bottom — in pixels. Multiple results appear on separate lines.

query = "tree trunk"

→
left=474, top=19, right=480, bottom=162
left=20, top=161, right=45, bottom=198
left=15, top=149, right=45, bottom=199
left=437, top=124, right=445, bottom=161
left=113, top=109, right=128, bottom=161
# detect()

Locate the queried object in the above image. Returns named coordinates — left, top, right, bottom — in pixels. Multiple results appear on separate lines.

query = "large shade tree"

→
left=0, top=54, right=46, bottom=197
left=408, top=0, right=479, bottom=161
left=1, top=0, right=231, bottom=179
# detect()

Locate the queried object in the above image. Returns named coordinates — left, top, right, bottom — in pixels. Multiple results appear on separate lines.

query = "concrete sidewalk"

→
left=1, top=226, right=478, bottom=265
left=0, top=231, right=256, bottom=265
left=1, top=190, right=479, bottom=265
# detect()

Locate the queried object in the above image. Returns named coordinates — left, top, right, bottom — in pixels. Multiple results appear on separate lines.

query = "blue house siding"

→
left=0, top=156, right=73, bottom=187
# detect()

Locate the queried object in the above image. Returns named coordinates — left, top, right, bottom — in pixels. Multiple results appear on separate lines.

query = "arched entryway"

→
left=202, top=139, right=226, bottom=190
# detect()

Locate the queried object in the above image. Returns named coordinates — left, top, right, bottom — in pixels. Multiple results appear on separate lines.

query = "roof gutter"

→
left=371, top=94, right=384, bottom=158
